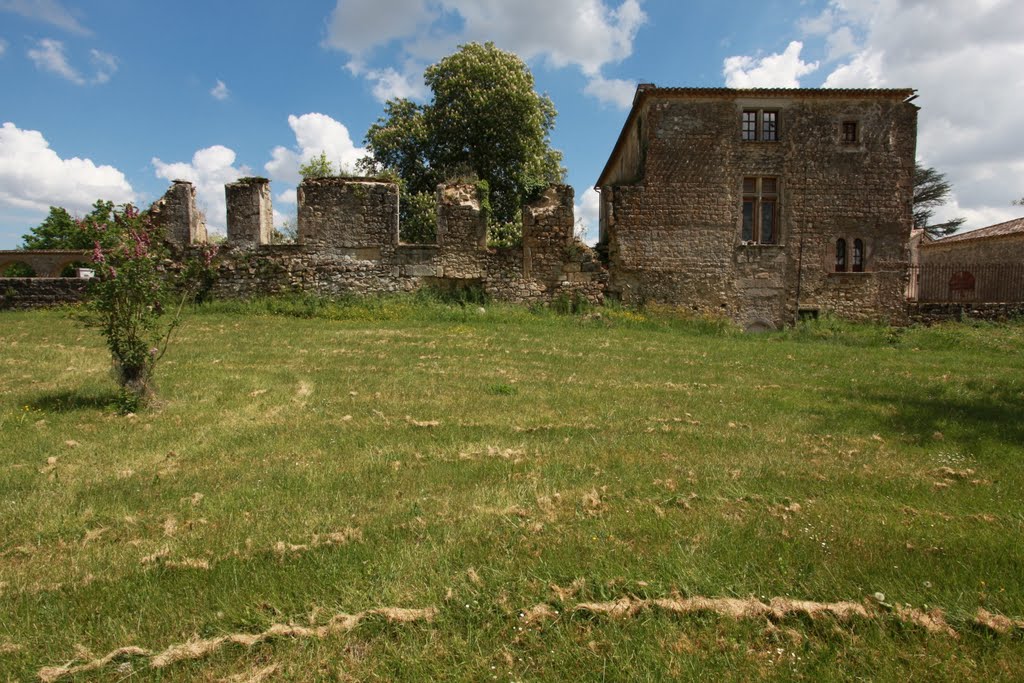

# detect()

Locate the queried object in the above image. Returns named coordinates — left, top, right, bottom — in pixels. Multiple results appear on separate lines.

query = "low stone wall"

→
left=908, top=302, right=1024, bottom=324
left=0, top=277, right=88, bottom=310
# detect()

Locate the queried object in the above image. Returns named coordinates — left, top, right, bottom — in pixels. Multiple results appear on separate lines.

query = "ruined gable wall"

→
left=150, top=180, right=207, bottom=246
left=603, top=94, right=916, bottom=327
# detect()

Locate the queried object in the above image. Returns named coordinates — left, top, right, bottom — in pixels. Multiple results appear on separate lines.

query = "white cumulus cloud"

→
left=325, top=0, right=646, bottom=106
left=264, top=112, right=367, bottom=187
left=574, top=186, right=601, bottom=246
left=723, top=41, right=819, bottom=88
left=210, top=79, right=230, bottom=101
left=583, top=75, right=637, bottom=110
left=0, top=39, right=8, bottom=57
left=0, top=121, right=135, bottom=215
left=153, top=146, right=250, bottom=236
left=814, top=0, right=1024, bottom=231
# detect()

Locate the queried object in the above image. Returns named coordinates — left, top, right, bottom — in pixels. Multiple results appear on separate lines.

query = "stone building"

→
left=596, top=85, right=919, bottom=329
left=913, top=216, right=1024, bottom=302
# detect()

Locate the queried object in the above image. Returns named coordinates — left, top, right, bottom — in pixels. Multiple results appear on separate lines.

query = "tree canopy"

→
left=359, top=42, right=565, bottom=234
left=19, top=200, right=115, bottom=250
left=914, top=163, right=966, bottom=238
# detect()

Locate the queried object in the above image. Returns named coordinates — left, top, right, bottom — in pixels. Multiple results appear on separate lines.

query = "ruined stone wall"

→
left=226, top=177, right=273, bottom=246
left=601, top=92, right=917, bottom=328
left=210, top=179, right=605, bottom=305
left=151, top=180, right=207, bottom=246
left=0, top=278, right=87, bottom=309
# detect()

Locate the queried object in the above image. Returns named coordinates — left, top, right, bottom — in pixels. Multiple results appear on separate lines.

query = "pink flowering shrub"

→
left=76, top=204, right=217, bottom=410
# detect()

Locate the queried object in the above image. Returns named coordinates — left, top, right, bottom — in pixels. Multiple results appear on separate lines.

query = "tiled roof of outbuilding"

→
left=923, top=216, right=1024, bottom=246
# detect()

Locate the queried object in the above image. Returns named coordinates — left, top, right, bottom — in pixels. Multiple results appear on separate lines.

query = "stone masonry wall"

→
left=226, top=177, right=273, bottom=246
left=151, top=180, right=207, bottom=247
left=0, top=277, right=87, bottom=309
left=210, top=179, right=605, bottom=306
left=918, top=234, right=1024, bottom=266
left=601, top=92, right=916, bottom=329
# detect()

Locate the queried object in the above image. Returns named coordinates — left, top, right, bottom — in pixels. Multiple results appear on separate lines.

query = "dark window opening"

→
left=842, top=121, right=859, bottom=144
left=852, top=239, right=864, bottom=272
left=741, top=109, right=780, bottom=142
left=742, top=177, right=779, bottom=245
left=835, top=238, right=847, bottom=272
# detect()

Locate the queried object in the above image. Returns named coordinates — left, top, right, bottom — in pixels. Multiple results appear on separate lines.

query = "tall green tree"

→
left=360, top=42, right=565, bottom=239
left=19, top=200, right=116, bottom=250
left=914, top=163, right=966, bottom=238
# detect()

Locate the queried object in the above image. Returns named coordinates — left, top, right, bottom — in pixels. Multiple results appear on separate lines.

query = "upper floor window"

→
left=835, top=238, right=847, bottom=272
left=742, top=109, right=779, bottom=142
left=852, top=239, right=864, bottom=272
left=742, top=177, right=779, bottom=244
left=842, top=121, right=859, bottom=144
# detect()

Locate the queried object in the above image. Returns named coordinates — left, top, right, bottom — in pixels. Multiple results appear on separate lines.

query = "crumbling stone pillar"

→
left=149, top=180, right=207, bottom=246
left=296, top=178, right=399, bottom=254
left=226, top=177, right=273, bottom=246
left=522, top=185, right=575, bottom=280
left=436, top=183, right=487, bottom=251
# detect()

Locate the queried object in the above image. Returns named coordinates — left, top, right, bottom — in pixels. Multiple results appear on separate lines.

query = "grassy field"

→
left=1, top=298, right=1023, bottom=681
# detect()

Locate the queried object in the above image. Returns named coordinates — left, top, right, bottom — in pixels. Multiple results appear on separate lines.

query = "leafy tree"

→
left=20, top=200, right=115, bottom=250
left=914, top=163, right=966, bottom=237
left=299, top=152, right=335, bottom=179
left=360, top=42, right=565, bottom=242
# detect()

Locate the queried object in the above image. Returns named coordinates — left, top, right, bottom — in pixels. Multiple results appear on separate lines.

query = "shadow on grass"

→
left=26, top=389, right=118, bottom=413
left=836, top=379, right=1024, bottom=452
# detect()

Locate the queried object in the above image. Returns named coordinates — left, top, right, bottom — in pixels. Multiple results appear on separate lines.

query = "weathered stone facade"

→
left=597, top=86, right=918, bottom=329
left=210, top=178, right=605, bottom=305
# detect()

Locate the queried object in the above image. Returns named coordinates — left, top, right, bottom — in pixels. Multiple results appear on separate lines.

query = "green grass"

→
left=1, top=299, right=1023, bottom=681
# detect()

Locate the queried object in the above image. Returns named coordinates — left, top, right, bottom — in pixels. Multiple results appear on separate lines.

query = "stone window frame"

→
left=832, top=235, right=870, bottom=273
left=741, top=108, right=780, bottom=142
left=741, top=176, right=780, bottom=245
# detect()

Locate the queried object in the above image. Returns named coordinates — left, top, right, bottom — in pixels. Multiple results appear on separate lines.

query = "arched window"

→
left=852, top=239, right=864, bottom=272
left=835, top=238, right=847, bottom=272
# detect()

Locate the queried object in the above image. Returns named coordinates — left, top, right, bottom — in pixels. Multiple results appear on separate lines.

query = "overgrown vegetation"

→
left=1, top=302, right=1023, bottom=680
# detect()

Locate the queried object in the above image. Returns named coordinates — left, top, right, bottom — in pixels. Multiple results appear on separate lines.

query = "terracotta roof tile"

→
left=924, top=216, right=1024, bottom=246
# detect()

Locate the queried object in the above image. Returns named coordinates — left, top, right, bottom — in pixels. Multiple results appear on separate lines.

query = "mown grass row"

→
left=1, top=298, right=1022, bottom=680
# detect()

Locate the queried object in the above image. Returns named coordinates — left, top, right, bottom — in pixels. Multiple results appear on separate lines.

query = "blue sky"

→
left=1, top=0, right=1022, bottom=249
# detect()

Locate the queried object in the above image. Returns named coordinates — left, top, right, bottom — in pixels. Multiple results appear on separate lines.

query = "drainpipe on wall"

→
left=794, top=230, right=805, bottom=325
